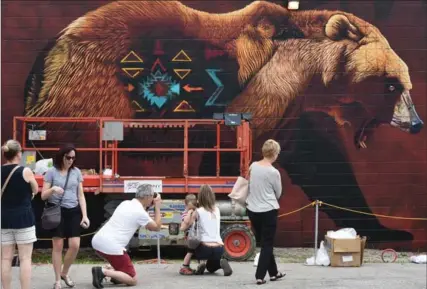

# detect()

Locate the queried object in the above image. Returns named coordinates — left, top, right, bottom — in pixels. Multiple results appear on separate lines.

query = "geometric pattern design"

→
left=138, top=69, right=180, bottom=109
left=172, top=50, right=192, bottom=62
left=173, top=69, right=191, bottom=80
left=205, top=69, right=225, bottom=106
left=122, top=68, right=144, bottom=78
left=151, top=58, right=166, bottom=72
left=173, top=100, right=195, bottom=112
left=120, top=51, right=144, bottom=63
left=132, top=100, right=146, bottom=112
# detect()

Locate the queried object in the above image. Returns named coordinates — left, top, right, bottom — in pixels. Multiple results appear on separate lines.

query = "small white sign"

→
left=342, top=255, right=354, bottom=263
left=124, top=180, right=162, bottom=193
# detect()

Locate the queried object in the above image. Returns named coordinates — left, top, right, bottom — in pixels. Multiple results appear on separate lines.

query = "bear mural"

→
left=23, top=1, right=424, bottom=245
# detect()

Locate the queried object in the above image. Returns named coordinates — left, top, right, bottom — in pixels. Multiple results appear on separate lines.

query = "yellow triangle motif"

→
left=172, top=50, right=192, bottom=62
left=132, top=100, right=146, bottom=112
left=173, top=69, right=191, bottom=80
left=173, top=100, right=195, bottom=112
left=122, top=68, right=144, bottom=78
left=121, top=51, right=144, bottom=63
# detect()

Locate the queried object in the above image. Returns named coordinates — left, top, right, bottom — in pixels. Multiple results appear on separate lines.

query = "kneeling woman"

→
left=181, top=185, right=232, bottom=276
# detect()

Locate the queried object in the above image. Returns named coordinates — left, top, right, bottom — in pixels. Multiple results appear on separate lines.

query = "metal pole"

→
left=157, top=233, right=161, bottom=266
left=314, top=200, right=319, bottom=263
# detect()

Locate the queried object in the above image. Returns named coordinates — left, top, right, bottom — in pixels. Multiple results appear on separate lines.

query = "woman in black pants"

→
left=180, top=184, right=232, bottom=277
left=246, top=139, right=285, bottom=285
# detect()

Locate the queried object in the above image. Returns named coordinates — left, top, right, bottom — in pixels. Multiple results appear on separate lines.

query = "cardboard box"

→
left=324, top=235, right=367, bottom=267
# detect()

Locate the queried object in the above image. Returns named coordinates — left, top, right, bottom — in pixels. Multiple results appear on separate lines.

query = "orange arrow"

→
left=127, top=83, right=135, bottom=92
left=183, top=84, right=203, bottom=93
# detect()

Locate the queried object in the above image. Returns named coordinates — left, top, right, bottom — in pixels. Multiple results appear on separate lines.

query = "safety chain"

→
left=35, top=200, right=427, bottom=241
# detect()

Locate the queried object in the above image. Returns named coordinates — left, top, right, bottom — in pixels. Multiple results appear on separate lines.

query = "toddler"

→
left=179, top=194, right=198, bottom=275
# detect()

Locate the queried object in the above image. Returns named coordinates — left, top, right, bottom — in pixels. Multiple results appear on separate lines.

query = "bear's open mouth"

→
left=354, top=118, right=378, bottom=149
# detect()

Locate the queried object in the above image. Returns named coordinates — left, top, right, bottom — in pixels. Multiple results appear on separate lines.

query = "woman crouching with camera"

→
left=181, top=184, right=232, bottom=276
left=41, top=145, right=90, bottom=289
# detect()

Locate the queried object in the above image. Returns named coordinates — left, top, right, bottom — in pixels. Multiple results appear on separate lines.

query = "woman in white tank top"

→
left=181, top=185, right=232, bottom=276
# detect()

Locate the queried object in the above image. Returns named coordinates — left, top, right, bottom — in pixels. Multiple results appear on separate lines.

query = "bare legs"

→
left=1, top=243, right=33, bottom=289
left=18, top=243, right=34, bottom=289
left=1, top=244, right=15, bottom=289
left=62, top=237, right=80, bottom=278
left=52, top=237, right=80, bottom=287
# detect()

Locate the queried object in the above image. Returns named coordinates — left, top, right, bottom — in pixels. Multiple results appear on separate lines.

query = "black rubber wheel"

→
left=221, top=224, right=256, bottom=261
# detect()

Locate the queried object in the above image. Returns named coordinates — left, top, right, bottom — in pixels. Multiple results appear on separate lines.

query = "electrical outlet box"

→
left=29, top=130, right=47, bottom=141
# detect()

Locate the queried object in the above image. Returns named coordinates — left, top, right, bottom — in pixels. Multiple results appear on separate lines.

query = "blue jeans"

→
left=195, top=244, right=224, bottom=273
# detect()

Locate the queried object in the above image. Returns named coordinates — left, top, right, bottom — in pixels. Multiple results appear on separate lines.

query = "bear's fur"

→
left=24, top=0, right=290, bottom=118
left=24, top=1, right=416, bottom=150
left=228, top=11, right=413, bottom=147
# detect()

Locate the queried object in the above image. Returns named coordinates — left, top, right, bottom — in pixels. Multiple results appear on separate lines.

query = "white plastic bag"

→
left=410, top=255, right=426, bottom=264
left=316, top=241, right=331, bottom=266
left=305, top=241, right=330, bottom=266
left=103, top=168, right=113, bottom=177
left=34, top=158, right=53, bottom=175
left=326, top=228, right=357, bottom=239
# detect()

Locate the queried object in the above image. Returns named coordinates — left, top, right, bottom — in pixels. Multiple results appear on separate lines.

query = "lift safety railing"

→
left=13, top=117, right=252, bottom=194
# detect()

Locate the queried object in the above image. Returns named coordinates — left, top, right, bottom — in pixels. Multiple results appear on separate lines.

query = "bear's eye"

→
left=388, top=85, right=396, bottom=92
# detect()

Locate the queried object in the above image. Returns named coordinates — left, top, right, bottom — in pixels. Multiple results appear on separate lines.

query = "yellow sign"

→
left=26, top=155, right=35, bottom=164
left=163, top=212, right=173, bottom=218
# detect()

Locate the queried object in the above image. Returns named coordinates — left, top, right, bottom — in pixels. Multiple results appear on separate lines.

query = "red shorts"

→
left=96, top=250, right=136, bottom=278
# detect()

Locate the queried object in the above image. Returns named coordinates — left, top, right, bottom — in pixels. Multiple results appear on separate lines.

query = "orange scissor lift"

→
left=13, top=116, right=256, bottom=261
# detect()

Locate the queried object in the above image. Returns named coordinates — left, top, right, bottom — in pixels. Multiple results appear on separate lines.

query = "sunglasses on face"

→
left=65, top=156, right=76, bottom=160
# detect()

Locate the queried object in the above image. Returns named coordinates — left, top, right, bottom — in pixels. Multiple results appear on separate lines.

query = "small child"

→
left=179, top=194, right=198, bottom=275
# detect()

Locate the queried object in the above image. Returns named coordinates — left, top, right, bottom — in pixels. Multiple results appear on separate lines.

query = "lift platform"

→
left=13, top=116, right=256, bottom=261
left=13, top=116, right=252, bottom=194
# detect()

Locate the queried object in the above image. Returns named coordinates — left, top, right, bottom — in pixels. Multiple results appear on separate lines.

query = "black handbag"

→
left=41, top=169, right=70, bottom=230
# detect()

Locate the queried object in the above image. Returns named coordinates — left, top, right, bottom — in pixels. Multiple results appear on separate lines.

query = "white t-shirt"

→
left=197, top=206, right=223, bottom=245
left=92, top=199, right=153, bottom=255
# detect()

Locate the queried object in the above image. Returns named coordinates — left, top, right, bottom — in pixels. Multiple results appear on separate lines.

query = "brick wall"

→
left=2, top=0, right=426, bottom=249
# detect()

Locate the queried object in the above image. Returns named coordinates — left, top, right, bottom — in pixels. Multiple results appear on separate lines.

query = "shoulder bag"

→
left=186, top=211, right=202, bottom=250
left=41, top=169, right=71, bottom=230
left=1, top=165, right=21, bottom=198
left=228, top=167, right=251, bottom=207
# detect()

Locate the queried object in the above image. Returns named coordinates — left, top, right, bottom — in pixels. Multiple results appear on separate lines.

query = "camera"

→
left=145, top=192, right=159, bottom=210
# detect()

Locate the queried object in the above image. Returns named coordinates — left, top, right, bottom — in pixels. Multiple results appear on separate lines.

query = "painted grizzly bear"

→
left=24, top=1, right=423, bottom=243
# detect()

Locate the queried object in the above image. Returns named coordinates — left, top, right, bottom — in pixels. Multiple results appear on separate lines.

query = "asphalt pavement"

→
left=11, top=262, right=427, bottom=289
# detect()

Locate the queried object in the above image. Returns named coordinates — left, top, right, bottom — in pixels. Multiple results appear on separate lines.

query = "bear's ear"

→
left=235, top=20, right=275, bottom=86
left=325, top=14, right=363, bottom=42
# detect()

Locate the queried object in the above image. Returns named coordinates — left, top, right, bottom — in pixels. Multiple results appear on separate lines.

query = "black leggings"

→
left=247, top=209, right=279, bottom=280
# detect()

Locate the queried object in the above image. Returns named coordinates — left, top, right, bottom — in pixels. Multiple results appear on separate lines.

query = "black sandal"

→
left=270, top=272, right=286, bottom=281
left=256, top=279, right=266, bottom=285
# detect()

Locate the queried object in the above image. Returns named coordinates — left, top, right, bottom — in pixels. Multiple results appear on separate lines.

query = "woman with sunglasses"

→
left=41, top=145, right=90, bottom=289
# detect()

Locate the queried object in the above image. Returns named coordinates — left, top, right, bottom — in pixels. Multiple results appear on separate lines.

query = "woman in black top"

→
left=1, top=139, right=38, bottom=289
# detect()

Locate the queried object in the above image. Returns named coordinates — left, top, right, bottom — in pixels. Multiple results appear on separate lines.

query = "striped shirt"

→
left=181, top=210, right=189, bottom=222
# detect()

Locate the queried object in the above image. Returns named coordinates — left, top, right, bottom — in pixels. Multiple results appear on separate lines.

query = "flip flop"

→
left=270, top=272, right=286, bottom=281
left=61, top=275, right=75, bottom=287
left=256, top=279, right=266, bottom=285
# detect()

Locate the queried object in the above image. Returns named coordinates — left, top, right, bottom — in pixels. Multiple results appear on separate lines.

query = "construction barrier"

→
left=35, top=200, right=427, bottom=265
left=36, top=199, right=427, bottom=241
